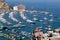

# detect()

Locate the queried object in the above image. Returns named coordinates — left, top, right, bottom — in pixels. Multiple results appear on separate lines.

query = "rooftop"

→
left=17, top=4, right=26, bottom=9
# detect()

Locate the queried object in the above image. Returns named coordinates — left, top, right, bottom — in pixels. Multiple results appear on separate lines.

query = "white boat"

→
left=39, top=20, right=43, bottom=22
left=44, top=12, right=49, bottom=15
left=26, top=19, right=35, bottom=24
left=33, top=17, right=38, bottom=21
left=33, top=15, right=37, bottom=17
left=48, top=28, right=51, bottom=31
left=22, top=37, right=25, bottom=39
left=49, top=19, right=54, bottom=22
left=43, top=17, right=48, bottom=20
left=0, top=13, right=5, bottom=17
left=13, top=22, right=25, bottom=27
left=48, top=25, right=51, bottom=28
left=19, top=21, right=22, bottom=24
left=40, top=11, right=49, bottom=15
left=21, top=25, right=25, bottom=27
left=26, top=10, right=37, bottom=13
left=30, top=10, right=38, bottom=13
left=49, top=14, right=53, bottom=17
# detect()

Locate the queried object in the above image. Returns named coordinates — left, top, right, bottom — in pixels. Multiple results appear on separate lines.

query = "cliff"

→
left=0, top=0, right=10, bottom=12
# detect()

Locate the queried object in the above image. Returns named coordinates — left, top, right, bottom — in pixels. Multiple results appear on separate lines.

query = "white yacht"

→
left=19, top=21, right=22, bottom=24
left=13, top=22, right=25, bottom=27
left=48, top=25, right=51, bottom=28
left=44, top=12, right=49, bottom=15
left=39, top=19, right=43, bottom=22
left=49, top=19, right=54, bottom=22
left=49, top=14, right=53, bottom=17
left=33, top=17, right=38, bottom=21
left=33, top=15, right=37, bottom=17
left=43, top=17, right=48, bottom=20
left=0, top=13, right=5, bottom=17
left=26, top=19, right=35, bottom=24
left=30, top=10, right=38, bottom=13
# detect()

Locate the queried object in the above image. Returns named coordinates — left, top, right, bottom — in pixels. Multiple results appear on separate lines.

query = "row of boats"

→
left=9, top=12, right=19, bottom=22
left=0, top=12, right=11, bottom=25
left=0, top=10, right=55, bottom=27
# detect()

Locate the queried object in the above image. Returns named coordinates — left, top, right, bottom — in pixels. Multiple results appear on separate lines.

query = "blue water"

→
left=0, top=0, right=60, bottom=40
left=5, top=0, right=60, bottom=30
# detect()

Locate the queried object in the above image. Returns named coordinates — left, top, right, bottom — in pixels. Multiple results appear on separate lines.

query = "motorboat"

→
left=49, top=19, right=54, bottom=22
left=43, top=17, right=48, bottom=20
left=33, top=17, right=39, bottom=21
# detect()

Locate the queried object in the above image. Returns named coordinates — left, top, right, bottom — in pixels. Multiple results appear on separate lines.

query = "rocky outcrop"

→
left=0, top=0, right=10, bottom=12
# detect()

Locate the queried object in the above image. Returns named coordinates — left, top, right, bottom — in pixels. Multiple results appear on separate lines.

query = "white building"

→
left=13, top=6, right=18, bottom=11
left=13, top=4, right=26, bottom=12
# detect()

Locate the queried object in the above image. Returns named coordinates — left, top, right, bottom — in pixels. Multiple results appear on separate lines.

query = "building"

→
left=13, top=4, right=26, bottom=12
left=13, top=6, right=18, bottom=11
left=18, top=4, right=26, bottom=11
left=0, top=0, right=5, bottom=2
